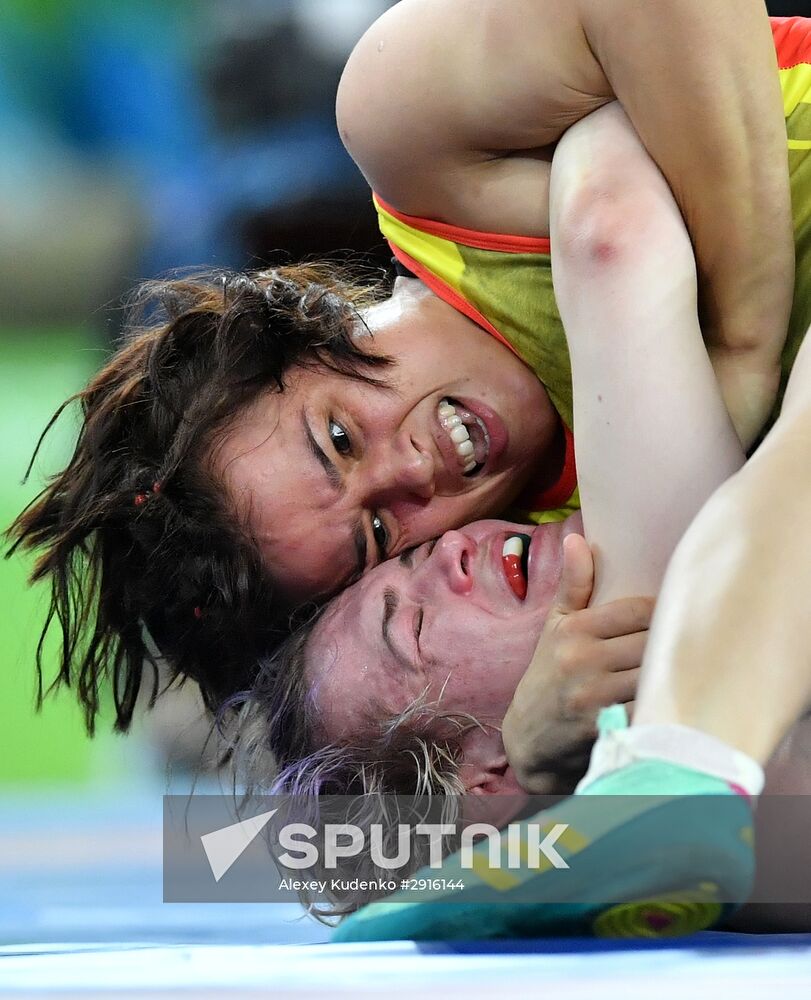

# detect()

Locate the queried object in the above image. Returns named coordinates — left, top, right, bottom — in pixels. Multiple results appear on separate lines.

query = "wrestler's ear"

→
left=458, top=726, right=524, bottom=796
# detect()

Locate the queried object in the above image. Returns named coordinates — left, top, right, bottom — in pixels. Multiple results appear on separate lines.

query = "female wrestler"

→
left=6, top=3, right=795, bottom=733
left=231, top=99, right=811, bottom=935
left=331, top=295, right=811, bottom=941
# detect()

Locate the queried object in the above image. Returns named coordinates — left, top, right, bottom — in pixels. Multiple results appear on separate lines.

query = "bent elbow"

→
left=553, top=178, right=697, bottom=290
left=554, top=186, right=642, bottom=270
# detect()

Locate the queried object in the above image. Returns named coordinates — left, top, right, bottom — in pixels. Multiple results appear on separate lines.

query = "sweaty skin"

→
left=214, top=279, right=557, bottom=603
left=338, top=0, right=794, bottom=446
left=304, top=99, right=811, bottom=928
left=307, top=107, right=747, bottom=785
left=307, top=515, right=585, bottom=748
left=219, top=5, right=795, bottom=601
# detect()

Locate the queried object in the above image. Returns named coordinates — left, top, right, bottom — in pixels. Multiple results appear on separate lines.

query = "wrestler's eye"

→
left=328, top=419, right=351, bottom=455
left=372, top=513, right=389, bottom=558
left=415, top=607, right=424, bottom=648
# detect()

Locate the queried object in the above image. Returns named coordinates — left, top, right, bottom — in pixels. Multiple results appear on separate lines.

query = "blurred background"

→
left=1, top=0, right=396, bottom=790
left=0, top=0, right=397, bottom=949
left=0, top=0, right=802, bottom=952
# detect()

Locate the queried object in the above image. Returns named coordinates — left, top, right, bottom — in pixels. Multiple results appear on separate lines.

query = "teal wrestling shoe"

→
left=332, top=763, right=755, bottom=943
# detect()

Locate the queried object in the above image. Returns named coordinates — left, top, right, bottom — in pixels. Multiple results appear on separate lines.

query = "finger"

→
left=575, top=595, right=655, bottom=639
left=597, top=667, right=640, bottom=706
left=597, top=631, right=649, bottom=672
left=554, top=532, right=594, bottom=614
left=624, top=700, right=636, bottom=722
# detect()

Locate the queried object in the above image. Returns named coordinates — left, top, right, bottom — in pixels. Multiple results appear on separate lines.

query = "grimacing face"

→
left=305, top=515, right=584, bottom=746
left=212, top=281, right=562, bottom=605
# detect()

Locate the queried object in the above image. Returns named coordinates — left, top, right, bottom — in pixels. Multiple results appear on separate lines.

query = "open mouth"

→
left=438, top=398, right=490, bottom=477
left=501, top=532, right=532, bottom=600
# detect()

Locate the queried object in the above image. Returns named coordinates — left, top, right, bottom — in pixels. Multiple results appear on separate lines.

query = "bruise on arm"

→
left=550, top=104, right=745, bottom=604
left=576, top=0, right=794, bottom=444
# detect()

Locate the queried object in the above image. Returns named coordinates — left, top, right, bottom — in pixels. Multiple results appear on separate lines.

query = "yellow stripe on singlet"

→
left=375, top=201, right=467, bottom=290
left=780, top=63, right=811, bottom=118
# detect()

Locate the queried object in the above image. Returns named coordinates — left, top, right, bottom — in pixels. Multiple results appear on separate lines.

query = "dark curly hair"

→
left=6, top=264, right=391, bottom=734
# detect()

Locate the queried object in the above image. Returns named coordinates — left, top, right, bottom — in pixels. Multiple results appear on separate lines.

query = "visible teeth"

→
left=502, top=536, right=524, bottom=559
left=438, top=398, right=483, bottom=473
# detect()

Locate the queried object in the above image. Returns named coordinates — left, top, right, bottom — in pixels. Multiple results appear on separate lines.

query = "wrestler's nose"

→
left=419, top=530, right=475, bottom=596
left=364, top=435, right=435, bottom=504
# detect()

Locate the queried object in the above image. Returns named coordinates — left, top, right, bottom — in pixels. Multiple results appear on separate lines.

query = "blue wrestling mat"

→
left=4, top=934, right=811, bottom=997
left=2, top=790, right=811, bottom=997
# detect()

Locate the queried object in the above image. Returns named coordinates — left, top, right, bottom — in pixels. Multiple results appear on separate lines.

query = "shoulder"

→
left=337, top=0, right=605, bottom=226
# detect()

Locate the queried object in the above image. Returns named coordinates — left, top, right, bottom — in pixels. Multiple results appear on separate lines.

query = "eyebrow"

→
left=301, top=410, right=368, bottom=580
left=381, top=587, right=416, bottom=673
left=398, top=547, right=415, bottom=568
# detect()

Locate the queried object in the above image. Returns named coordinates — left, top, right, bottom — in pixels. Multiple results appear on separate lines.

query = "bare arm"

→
left=549, top=103, right=746, bottom=604
left=339, top=0, right=793, bottom=446
left=576, top=0, right=794, bottom=448
left=504, top=105, right=749, bottom=787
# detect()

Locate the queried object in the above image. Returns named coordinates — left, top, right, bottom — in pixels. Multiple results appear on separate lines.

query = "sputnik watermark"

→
left=164, top=793, right=777, bottom=905
left=200, top=810, right=570, bottom=881
left=162, top=795, right=583, bottom=903
left=200, top=808, right=278, bottom=882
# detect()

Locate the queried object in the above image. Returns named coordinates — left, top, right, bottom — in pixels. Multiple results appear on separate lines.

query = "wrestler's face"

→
left=213, top=282, right=558, bottom=604
left=306, top=515, right=584, bottom=742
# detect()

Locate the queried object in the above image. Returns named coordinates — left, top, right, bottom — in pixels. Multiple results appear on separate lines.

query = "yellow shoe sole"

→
left=594, top=884, right=724, bottom=938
